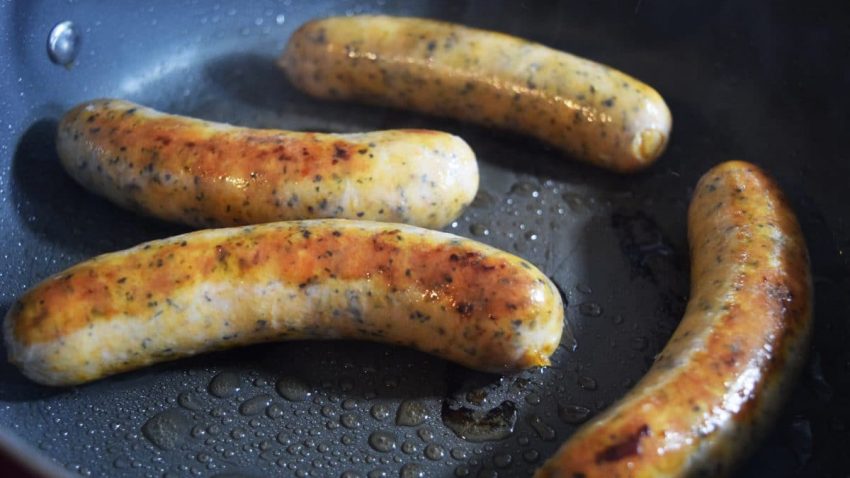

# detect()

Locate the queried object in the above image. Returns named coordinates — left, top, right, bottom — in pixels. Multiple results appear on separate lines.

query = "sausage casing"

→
left=280, top=16, right=672, bottom=172
left=5, top=220, right=564, bottom=386
left=536, top=161, right=812, bottom=477
left=57, top=99, right=478, bottom=228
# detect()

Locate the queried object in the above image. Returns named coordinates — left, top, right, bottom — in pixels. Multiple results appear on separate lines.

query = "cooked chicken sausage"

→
left=4, top=220, right=564, bottom=386
left=280, top=16, right=672, bottom=172
left=57, top=99, right=478, bottom=229
left=536, top=161, right=812, bottom=477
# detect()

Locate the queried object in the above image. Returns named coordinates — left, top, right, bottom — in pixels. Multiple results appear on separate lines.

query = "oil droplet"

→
left=342, top=399, right=358, bottom=410
left=524, top=393, right=542, bottom=405
left=510, top=181, right=537, bottom=196
left=178, top=391, right=204, bottom=411
left=493, top=453, right=512, bottom=468
left=478, top=469, right=498, bottom=478
left=209, top=371, right=242, bottom=398
left=578, top=302, right=602, bottom=317
left=450, top=448, right=469, bottom=460
left=561, top=192, right=588, bottom=211
left=576, top=283, right=593, bottom=294
left=469, top=223, right=490, bottom=236
left=396, top=400, right=429, bottom=427
left=47, top=21, right=80, bottom=66
left=339, top=377, right=355, bottom=392
left=424, top=443, right=445, bottom=461
left=558, top=404, right=591, bottom=425
left=630, top=336, right=649, bottom=351
left=454, top=465, right=470, bottom=477
left=276, top=377, right=311, bottom=401
left=399, top=463, right=424, bottom=478
left=141, top=409, right=191, bottom=450
left=277, top=432, right=292, bottom=445
left=239, top=395, right=272, bottom=416
left=368, top=430, right=397, bottom=453
left=340, top=413, right=361, bottom=429
left=341, top=472, right=361, bottom=478
left=370, top=404, right=391, bottom=421
left=522, top=449, right=539, bottom=463
left=527, top=415, right=556, bottom=441
left=231, top=428, right=247, bottom=440
left=287, top=443, right=303, bottom=455
left=266, top=403, right=285, bottom=419
left=417, top=428, right=434, bottom=443
left=401, top=441, right=418, bottom=454
left=383, top=376, right=399, bottom=389
left=441, top=400, right=517, bottom=442
left=578, top=375, right=598, bottom=391
left=471, top=190, right=496, bottom=208
left=367, top=469, right=388, bottom=478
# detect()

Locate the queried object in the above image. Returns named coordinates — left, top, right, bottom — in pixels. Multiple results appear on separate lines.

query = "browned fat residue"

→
left=13, top=227, right=537, bottom=345
left=594, top=425, right=649, bottom=464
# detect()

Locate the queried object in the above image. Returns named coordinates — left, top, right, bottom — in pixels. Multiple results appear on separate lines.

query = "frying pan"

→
left=1, top=0, right=848, bottom=476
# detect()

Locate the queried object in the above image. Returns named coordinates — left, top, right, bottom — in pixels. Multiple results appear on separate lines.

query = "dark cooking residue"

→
left=611, top=211, right=678, bottom=284
left=441, top=400, right=517, bottom=442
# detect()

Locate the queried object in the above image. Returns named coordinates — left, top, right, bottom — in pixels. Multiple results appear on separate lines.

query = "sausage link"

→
left=280, top=16, right=672, bottom=172
left=57, top=99, right=478, bottom=228
left=536, top=161, right=812, bottom=477
left=4, top=220, right=564, bottom=386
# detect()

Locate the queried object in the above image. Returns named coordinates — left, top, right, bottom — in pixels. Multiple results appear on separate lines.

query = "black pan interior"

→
left=1, top=1, right=848, bottom=476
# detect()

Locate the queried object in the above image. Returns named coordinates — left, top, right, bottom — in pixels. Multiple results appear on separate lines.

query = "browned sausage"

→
left=4, top=220, right=563, bottom=386
left=57, top=99, right=478, bottom=228
left=280, top=16, right=672, bottom=172
left=537, top=161, right=812, bottom=477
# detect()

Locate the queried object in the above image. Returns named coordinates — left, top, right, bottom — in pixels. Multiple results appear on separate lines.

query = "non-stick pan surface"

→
left=1, top=1, right=848, bottom=476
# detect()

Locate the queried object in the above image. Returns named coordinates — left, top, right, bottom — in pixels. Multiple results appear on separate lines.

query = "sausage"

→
left=279, top=16, right=672, bottom=173
left=536, top=161, right=812, bottom=477
left=57, top=99, right=478, bottom=229
left=4, top=219, right=564, bottom=386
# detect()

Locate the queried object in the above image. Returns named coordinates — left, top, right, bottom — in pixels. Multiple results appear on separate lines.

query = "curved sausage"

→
left=279, top=16, right=672, bottom=172
left=536, top=161, right=812, bottom=477
left=57, top=99, right=478, bottom=229
left=4, top=220, right=564, bottom=386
